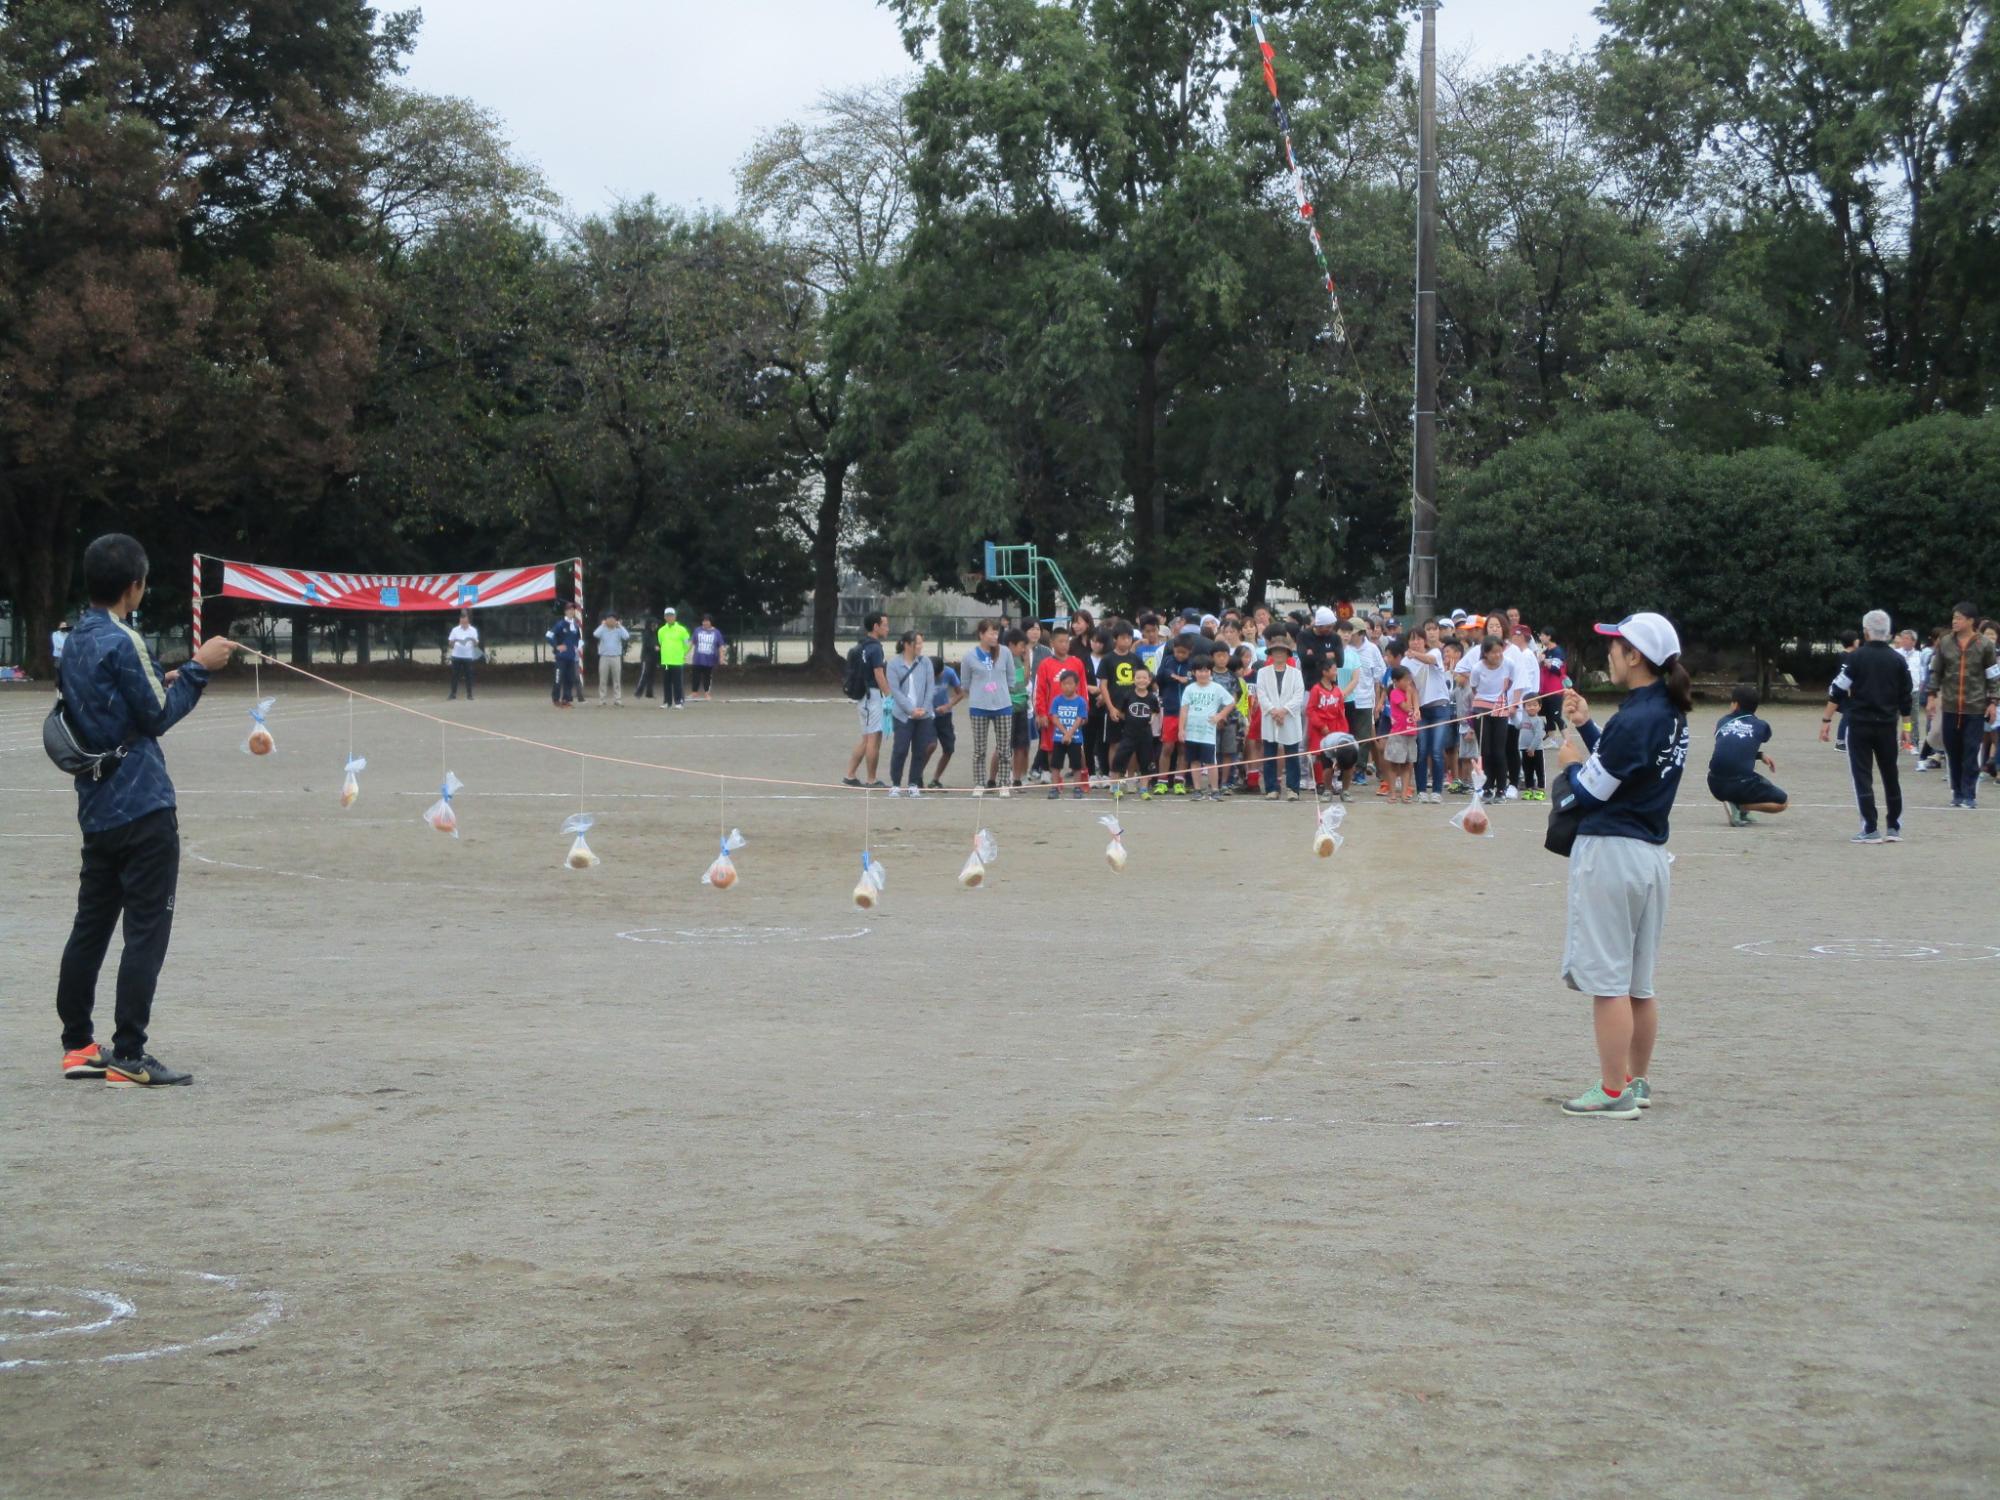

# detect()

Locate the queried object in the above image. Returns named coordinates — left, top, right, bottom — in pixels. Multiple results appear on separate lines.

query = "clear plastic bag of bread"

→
left=1450, top=802, right=1494, bottom=838
left=1099, top=814, right=1128, bottom=873
left=339, top=755, right=366, bottom=809
left=424, top=771, right=464, bottom=837
left=1313, top=803, right=1346, bottom=858
left=852, top=851, right=886, bottom=909
left=957, top=828, right=999, bottom=889
left=242, top=697, right=277, bottom=756
left=562, top=812, right=600, bottom=869
left=703, top=828, right=746, bottom=889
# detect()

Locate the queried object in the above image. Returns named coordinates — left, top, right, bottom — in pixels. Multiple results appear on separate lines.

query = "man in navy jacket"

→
left=55, top=534, right=239, bottom=1086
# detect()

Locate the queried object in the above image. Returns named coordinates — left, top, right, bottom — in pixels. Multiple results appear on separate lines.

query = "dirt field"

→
left=3, top=676, right=1996, bottom=1499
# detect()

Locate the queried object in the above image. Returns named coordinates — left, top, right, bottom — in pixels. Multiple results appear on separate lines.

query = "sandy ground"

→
left=2, top=676, right=1996, bottom=1499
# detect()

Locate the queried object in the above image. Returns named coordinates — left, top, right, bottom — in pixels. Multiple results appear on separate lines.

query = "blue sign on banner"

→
left=303, top=581, right=321, bottom=602
left=379, top=586, right=400, bottom=608
left=457, top=583, right=478, bottom=605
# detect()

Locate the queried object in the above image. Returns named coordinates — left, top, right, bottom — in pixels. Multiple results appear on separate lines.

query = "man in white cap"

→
left=1298, top=605, right=1345, bottom=685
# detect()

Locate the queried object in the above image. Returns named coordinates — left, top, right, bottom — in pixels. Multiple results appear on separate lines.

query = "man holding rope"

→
left=55, top=534, right=240, bottom=1087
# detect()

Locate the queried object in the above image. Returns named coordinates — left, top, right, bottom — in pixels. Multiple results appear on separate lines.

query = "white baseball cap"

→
left=664, top=607, right=677, bottom=616
left=1449, top=608, right=1468, bottom=623
left=1313, top=605, right=1337, bottom=628
left=1594, top=612, right=1680, bottom=667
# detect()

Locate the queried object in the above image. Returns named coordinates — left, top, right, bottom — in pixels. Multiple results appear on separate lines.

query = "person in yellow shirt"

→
left=657, top=608, right=693, bottom=709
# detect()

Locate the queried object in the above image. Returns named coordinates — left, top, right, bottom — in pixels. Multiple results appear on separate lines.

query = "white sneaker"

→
left=973, top=785, right=985, bottom=798
left=908, top=788, right=923, bottom=799
left=998, top=786, right=1011, bottom=798
left=888, top=787, right=903, bottom=798
left=1504, top=786, right=1521, bottom=801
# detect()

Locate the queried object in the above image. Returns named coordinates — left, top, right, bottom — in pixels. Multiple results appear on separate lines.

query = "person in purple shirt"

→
left=690, top=615, right=726, bottom=700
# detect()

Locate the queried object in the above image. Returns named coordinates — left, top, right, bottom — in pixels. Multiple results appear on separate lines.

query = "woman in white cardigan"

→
left=1255, top=637, right=1307, bottom=801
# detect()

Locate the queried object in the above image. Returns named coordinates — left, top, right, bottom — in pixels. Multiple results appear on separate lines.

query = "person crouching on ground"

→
left=1708, top=683, right=1788, bottom=827
left=56, top=533, right=242, bottom=1087
left=1553, top=612, right=1691, bottom=1119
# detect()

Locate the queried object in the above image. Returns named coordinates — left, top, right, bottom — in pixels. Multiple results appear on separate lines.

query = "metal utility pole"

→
left=1408, top=0, right=1440, bottom=627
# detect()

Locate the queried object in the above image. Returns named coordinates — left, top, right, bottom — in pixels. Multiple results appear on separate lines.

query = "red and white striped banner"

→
left=212, top=559, right=569, bottom=614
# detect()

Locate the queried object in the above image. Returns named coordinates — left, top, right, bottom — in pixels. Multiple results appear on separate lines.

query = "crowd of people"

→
left=839, top=602, right=1578, bottom=804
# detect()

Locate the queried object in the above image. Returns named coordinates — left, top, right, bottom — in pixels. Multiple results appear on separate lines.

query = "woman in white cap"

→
left=1552, top=612, right=1693, bottom=1119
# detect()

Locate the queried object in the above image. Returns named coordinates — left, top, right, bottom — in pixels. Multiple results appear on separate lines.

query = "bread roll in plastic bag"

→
left=852, top=851, right=886, bottom=909
left=339, top=755, right=366, bottom=809
left=1314, top=803, right=1346, bottom=858
left=424, top=771, right=464, bottom=837
left=1451, top=804, right=1494, bottom=838
left=1099, top=814, right=1128, bottom=873
left=242, top=697, right=277, bottom=756
left=957, top=828, right=999, bottom=889
left=561, top=812, right=600, bottom=869
left=703, top=828, right=746, bottom=888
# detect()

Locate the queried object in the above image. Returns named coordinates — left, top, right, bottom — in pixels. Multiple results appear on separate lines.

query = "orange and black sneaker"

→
left=104, top=1053, right=193, bottom=1088
left=62, top=1042, right=109, bottom=1080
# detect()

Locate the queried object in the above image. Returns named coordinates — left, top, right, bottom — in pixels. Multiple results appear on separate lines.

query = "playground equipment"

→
left=964, top=542, right=1080, bottom=625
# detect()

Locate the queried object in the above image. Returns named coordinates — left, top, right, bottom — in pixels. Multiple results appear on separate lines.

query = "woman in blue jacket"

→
left=1554, top=612, right=1692, bottom=1119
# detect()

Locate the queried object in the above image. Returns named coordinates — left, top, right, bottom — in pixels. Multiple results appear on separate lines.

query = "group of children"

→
left=882, top=605, right=1585, bottom=806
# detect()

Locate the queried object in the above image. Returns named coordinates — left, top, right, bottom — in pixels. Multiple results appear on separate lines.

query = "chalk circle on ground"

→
left=1735, top=937, right=2000, bottom=963
left=0, top=1265, right=281, bottom=1371
left=617, top=924, right=871, bottom=947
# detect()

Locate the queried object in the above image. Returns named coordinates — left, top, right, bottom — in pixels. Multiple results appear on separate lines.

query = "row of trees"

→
left=1442, top=409, right=2000, bottom=676
left=3, top=1, right=1996, bottom=675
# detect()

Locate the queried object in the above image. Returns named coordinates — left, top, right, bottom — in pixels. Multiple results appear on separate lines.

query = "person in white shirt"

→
left=52, top=621, right=70, bottom=666
left=592, top=612, right=632, bottom=706
left=1502, top=624, right=1543, bottom=797
left=1403, top=622, right=1454, bottom=803
left=1255, top=637, right=1307, bottom=800
left=1341, top=621, right=1379, bottom=784
left=1460, top=636, right=1514, bottom=800
left=446, top=610, right=480, bottom=701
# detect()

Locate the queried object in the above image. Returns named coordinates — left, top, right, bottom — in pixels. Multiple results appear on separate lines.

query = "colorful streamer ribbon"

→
left=1247, top=9, right=1346, bottom=343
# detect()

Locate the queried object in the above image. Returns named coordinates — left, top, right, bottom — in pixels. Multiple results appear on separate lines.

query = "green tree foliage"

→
left=855, top=0, right=1404, bottom=607
left=1841, top=412, right=2000, bottom=635
left=362, top=204, right=812, bottom=623
left=1597, top=0, right=2000, bottom=411
left=0, top=0, right=401, bottom=670
left=1674, top=446, right=1852, bottom=683
left=739, top=81, right=917, bottom=663
left=1439, top=413, right=1687, bottom=648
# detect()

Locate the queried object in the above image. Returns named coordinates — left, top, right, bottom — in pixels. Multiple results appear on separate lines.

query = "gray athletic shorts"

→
left=858, top=689, right=885, bottom=734
left=1563, top=834, right=1672, bottom=1000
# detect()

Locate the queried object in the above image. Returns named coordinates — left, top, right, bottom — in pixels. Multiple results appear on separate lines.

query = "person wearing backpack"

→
left=52, top=533, right=240, bottom=1087
left=841, top=612, right=892, bottom=788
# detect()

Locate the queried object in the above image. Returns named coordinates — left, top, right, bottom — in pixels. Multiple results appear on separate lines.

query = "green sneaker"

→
left=1561, top=1082, right=1641, bottom=1119
left=1627, top=1077, right=1651, bottom=1109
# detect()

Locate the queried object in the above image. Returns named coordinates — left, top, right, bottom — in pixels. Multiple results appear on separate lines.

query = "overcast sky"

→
left=398, top=0, right=1605, bottom=220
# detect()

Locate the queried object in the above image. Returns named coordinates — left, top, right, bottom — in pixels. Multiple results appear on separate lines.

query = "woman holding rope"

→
left=1552, top=612, right=1692, bottom=1120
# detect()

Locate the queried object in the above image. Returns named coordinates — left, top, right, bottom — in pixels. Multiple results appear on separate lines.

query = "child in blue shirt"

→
left=1047, top=672, right=1090, bottom=799
left=928, top=661, right=966, bottom=788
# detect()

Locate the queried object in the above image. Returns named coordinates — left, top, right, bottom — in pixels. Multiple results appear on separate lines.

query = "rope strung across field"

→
left=234, top=645, right=1576, bottom=798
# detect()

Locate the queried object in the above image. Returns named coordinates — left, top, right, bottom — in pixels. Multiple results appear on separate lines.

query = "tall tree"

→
left=1597, top=0, right=2000, bottom=410
left=738, top=80, right=917, bottom=664
left=0, top=0, right=403, bottom=670
left=864, top=0, right=1403, bottom=604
